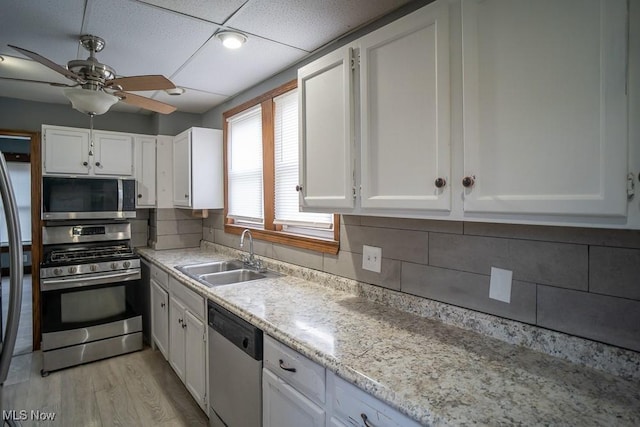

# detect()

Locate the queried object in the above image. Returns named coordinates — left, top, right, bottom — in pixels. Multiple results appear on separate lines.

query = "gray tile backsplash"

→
left=198, top=214, right=640, bottom=353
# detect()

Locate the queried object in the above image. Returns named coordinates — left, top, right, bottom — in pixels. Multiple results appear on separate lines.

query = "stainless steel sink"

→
left=176, top=260, right=244, bottom=276
left=176, top=260, right=280, bottom=287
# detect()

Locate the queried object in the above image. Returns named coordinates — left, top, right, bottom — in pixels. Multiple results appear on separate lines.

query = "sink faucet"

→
left=240, top=229, right=262, bottom=270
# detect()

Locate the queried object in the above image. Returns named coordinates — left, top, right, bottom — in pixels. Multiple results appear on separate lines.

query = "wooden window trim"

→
left=223, top=79, right=340, bottom=255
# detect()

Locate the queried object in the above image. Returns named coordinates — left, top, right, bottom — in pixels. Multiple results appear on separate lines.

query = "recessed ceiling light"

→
left=165, top=87, right=185, bottom=96
left=216, top=30, right=247, bottom=49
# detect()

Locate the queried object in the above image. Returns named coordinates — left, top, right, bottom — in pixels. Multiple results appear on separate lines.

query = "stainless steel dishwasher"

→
left=208, top=300, right=263, bottom=427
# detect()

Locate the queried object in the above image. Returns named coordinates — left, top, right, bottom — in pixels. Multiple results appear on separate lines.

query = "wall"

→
left=149, top=208, right=203, bottom=250
left=203, top=213, right=640, bottom=353
left=153, top=111, right=202, bottom=136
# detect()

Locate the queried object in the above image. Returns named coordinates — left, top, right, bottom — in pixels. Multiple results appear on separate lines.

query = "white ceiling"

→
left=0, top=0, right=412, bottom=115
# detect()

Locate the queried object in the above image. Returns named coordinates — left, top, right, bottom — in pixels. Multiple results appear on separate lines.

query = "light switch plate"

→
left=489, top=267, right=512, bottom=303
left=362, top=245, right=382, bottom=273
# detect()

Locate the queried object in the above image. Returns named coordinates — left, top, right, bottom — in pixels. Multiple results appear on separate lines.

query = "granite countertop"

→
left=138, top=246, right=640, bottom=426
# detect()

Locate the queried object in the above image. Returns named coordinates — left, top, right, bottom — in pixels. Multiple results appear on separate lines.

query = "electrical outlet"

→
left=489, top=267, right=512, bottom=303
left=362, top=245, right=382, bottom=273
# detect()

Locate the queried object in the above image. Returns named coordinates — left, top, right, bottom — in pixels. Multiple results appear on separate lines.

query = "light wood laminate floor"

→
left=0, top=348, right=208, bottom=426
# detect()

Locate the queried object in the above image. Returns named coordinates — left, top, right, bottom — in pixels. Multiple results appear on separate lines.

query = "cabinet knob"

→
left=95, top=161, right=101, bottom=167
left=82, top=161, right=88, bottom=166
left=160, top=302, right=165, bottom=308
left=462, top=176, right=475, bottom=188
left=138, top=194, right=143, bottom=198
left=184, top=194, right=189, bottom=198
left=295, top=185, right=303, bottom=192
left=434, top=178, right=446, bottom=189
left=178, top=318, right=183, bottom=324
left=182, top=323, right=187, bottom=329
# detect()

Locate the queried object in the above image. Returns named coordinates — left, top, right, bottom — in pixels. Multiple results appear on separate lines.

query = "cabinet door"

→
left=360, top=0, right=451, bottom=211
left=173, top=130, right=191, bottom=207
left=168, top=296, right=186, bottom=382
left=43, top=127, right=90, bottom=175
left=93, top=132, right=135, bottom=176
left=462, top=0, right=628, bottom=217
left=184, top=310, right=207, bottom=411
left=150, top=279, right=169, bottom=360
left=263, top=369, right=325, bottom=427
left=135, top=136, right=157, bottom=207
left=298, top=47, right=355, bottom=209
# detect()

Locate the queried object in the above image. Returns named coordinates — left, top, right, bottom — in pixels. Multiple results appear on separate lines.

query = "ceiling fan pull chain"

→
left=88, top=113, right=95, bottom=156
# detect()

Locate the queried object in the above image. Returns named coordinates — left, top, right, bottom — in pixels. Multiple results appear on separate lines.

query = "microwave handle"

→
left=118, top=179, right=123, bottom=211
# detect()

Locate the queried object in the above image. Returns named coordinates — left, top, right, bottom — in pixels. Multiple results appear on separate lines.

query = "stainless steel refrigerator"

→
left=0, top=150, right=24, bottom=385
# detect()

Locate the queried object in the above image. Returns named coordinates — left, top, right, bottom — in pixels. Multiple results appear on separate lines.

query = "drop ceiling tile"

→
left=0, top=0, right=85, bottom=63
left=82, top=0, right=218, bottom=79
left=173, top=35, right=305, bottom=96
left=152, top=87, right=229, bottom=114
left=136, top=0, right=247, bottom=24
left=226, top=0, right=412, bottom=51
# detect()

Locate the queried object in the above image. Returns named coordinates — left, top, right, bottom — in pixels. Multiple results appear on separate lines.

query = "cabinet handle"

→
left=361, top=413, right=373, bottom=427
left=295, top=185, right=303, bottom=192
left=434, top=177, right=446, bottom=189
left=278, top=359, right=297, bottom=373
left=82, top=161, right=88, bottom=167
left=462, top=176, right=475, bottom=188
left=95, top=161, right=101, bottom=167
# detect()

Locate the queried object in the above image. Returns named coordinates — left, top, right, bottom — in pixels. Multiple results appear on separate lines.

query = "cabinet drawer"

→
left=150, top=264, right=169, bottom=290
left=169, top=277, right=205, bottom=320
left=329, top=372, right=421, bottom=427
left=264, top=335, right=325, bottom=405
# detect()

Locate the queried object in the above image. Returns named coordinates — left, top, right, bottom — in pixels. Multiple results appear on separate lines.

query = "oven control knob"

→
left=90, top=264, right=98, bottom=272
left=53, top=268, right=63, bottom=276
left=68, top=266, right=78, bottom=274
left=123, top=261, right=131, bottom=269
left=111, top=262, right=118, bottom=270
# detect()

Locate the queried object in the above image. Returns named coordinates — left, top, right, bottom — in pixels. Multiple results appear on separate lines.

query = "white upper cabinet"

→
left=92, top=131, right=134, bottom=176
left=359, top=0, right=451, bottom=211
left=43, top=126, right=90, bottom=175
left=298, top=47, right=355, bottom=209
left=461, top=0, right=628, bottom=217
left=135, top=136, right=156, bottom=208
left=42, top=125, right=135, bottom=178
left=172, top=127, right=224, bottom=210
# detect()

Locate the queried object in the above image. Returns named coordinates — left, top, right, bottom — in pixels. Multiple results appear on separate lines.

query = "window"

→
left=224, top=80, right=339, bottom=254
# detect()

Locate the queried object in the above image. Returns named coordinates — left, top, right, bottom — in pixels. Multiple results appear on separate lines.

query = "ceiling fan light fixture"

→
left=216, top=30, right=247, bottom=49
left=63, top=87, right=119, bottom=115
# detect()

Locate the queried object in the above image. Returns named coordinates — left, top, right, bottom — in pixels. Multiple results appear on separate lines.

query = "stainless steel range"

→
left=40, top=222, right=142, bottom=375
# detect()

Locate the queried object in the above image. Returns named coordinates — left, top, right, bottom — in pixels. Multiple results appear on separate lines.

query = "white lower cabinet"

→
left=327, top=372, right=421, bottom=427
left=150, top=277, right=169, bottom=360
left=263, top=335, right=420, bottom=427
left=263, top=369, right=325, bottom=427
left=168, top=277, right=207, bottom=412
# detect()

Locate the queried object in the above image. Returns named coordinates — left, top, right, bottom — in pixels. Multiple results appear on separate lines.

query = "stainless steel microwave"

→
left=42, top=177, right=136, bottom=220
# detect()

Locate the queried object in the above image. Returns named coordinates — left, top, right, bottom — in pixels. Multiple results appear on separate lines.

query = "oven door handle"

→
left=41, top=270, right=141, bottom=292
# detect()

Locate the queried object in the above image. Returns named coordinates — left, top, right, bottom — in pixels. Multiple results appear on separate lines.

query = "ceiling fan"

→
left=4, top=35, right=177, bottom=115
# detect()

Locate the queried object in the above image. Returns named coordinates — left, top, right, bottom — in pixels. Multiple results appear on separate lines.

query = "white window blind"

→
left=227, top=105, right=264, bottom=225
left=274, top=90, right=333, bottom=233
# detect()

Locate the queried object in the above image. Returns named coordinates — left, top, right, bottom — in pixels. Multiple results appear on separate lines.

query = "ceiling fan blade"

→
left=107, top=75, right=175, bottom=91
left=115, top=91, right=176, bottom=114
left=0, top=76, right=75, bottom=87
left=8, top=44, right=84, bottom=83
